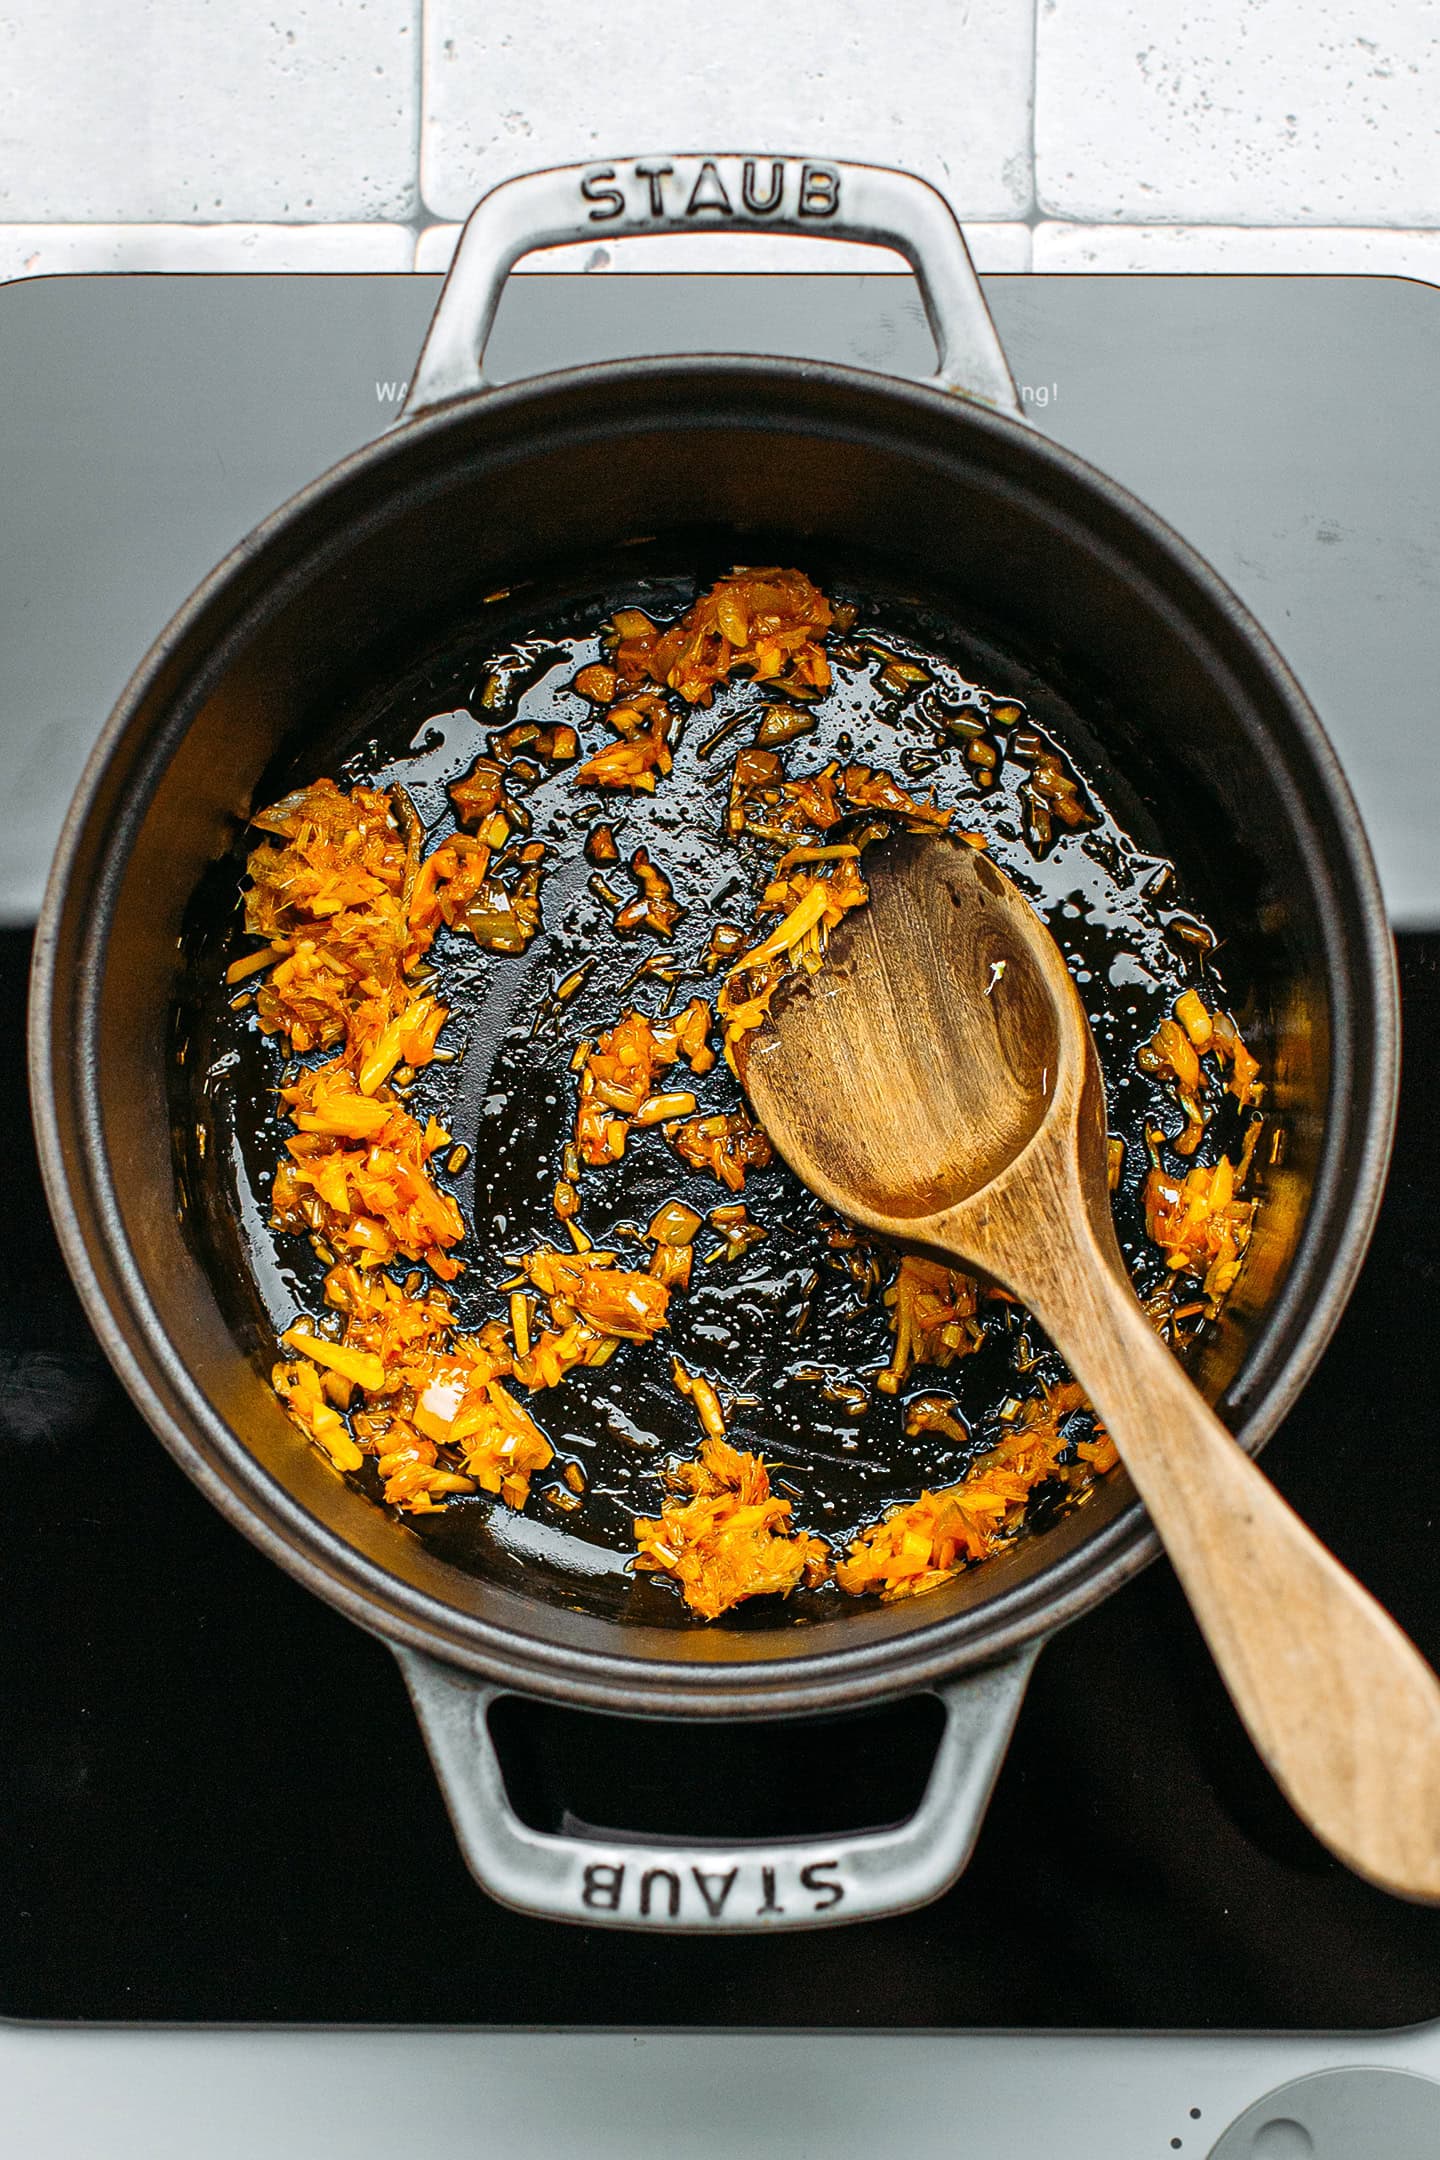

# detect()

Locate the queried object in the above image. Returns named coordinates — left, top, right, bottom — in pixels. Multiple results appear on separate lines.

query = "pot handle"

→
left=403, top=154, right=1022, bottom=420
left=394, top=1640, right=1038, bottom=1931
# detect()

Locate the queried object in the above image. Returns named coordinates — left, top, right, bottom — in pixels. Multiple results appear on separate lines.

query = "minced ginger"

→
left=632, top=1437, right=831, bottom=1619
left=273, top=1264, right=551, bottom=1511
left=1143, top=1152, right=1258, bottom=1306
left=835, top=1383, right=1115, bottom=1601
left=514, top=1246, right=671, bottom=1390
left=1138, top=986, right=1263, bottom=1155
left=877, top=1255, right=988, bottom=1395
left=272, top=1059, right=465, bottom=1279
left=716, top=856, right=871, bottom=1068
left=238, top=778, right=422, bottom=1056
left=574, top=1000, right=715, bottom=1165
left=605, top=568, right=835, bottom=707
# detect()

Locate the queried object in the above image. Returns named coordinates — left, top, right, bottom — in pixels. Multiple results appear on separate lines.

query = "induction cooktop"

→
left=4, top=266, right=1440, bottom=2158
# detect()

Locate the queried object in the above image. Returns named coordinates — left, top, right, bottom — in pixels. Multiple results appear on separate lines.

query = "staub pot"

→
left=30, top=156, right=1397, bottom=1932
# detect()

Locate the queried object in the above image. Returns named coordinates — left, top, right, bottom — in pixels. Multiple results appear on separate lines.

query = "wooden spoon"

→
left=741, top=829, right=1440, bottom=1901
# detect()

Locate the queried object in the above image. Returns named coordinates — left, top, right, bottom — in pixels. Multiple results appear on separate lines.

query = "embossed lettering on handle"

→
left=576, top=156, right=843, bottom=226
left=403, top=153, right=1022, bottom=419
left=396, top=1644, right=1038, bottom=1932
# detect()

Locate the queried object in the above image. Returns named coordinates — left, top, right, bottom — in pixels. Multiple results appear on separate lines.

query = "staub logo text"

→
left=579, top=1853, right=845, bottom=1922
left=579, top=157, right=841, bottom=225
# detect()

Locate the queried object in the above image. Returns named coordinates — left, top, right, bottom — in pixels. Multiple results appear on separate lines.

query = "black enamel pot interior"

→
left=29, top=158, right=1397, bottom=1931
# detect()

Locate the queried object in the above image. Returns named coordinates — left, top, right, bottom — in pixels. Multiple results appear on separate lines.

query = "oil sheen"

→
left=185, top=567, right=1257, bottom=1611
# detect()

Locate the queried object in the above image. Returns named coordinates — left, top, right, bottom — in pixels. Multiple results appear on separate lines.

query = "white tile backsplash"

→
left=1034, top=223, right=1440, bottom=276
left=0, top=224, right=416, bottom=280
left=0, top=0, right=419, bottom=222
left=420, top=0, right=1036, bottom=224
left=1036, top=0, right=1440, bottom=224
left=0, top=3, right=1435, bottom=280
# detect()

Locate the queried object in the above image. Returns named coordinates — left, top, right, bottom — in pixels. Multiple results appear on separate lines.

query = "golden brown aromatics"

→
left=238, top=778, right=428, bottom=1057
left=1016, top=739, right=1092, bottom=850
left=835, top=1382, right=1107, bottom=1600
left=1143, top=1154, right=1257, bottom=1306
left=877, top=1255, right=987, bottom=1395
left=1138, top=986, right=1263, bottom=1156
left=613, top=846, right=684, bottom=938
left=646, top=1201, right=704, bottom=1291
left=412, top=832, right=547, bottom=956
left=234, top=568, right=1268, bottom=1626
left=725, top=749, right=955, bottom=848
left=271, top=1061, right=464, bottom=1280
left=514, top=1245, right=671, bottom=1390
left=575, top=690, right=677, bottom=792
left=632, top=1437, right=831, bottom=1619
left=273, top=1265, right=550, bottom=1511
left=670, top=1355, right=728, bottom=1439
left=667, top=1108, right=774, bottom=1193
left=488, top=720, right=579, bottom=767
left=573, top=1001, right=715, bottom=1166
left=716, top=856, right=870, bottom=1068
left=606, top=567, right=834, bottom=707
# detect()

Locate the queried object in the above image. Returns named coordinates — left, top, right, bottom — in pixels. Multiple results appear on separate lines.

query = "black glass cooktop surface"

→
left=4, top=926, right=1439, bottom=2029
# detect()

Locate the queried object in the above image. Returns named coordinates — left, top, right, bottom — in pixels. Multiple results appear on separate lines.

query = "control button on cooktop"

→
left=1208, top=2067, right=1440, bottom=2157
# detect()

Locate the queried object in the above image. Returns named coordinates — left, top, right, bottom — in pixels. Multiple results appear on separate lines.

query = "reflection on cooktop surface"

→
left=4, top=925, right=1440, bottom=2029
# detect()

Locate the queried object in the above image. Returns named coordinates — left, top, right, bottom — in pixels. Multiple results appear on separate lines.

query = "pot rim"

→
left=28, top=351, right=1401, bottom=1719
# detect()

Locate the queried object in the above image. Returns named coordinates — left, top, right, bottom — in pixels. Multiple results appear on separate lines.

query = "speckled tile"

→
left=1033, top=222, right=1440, bottom=279
left=1036, top=0, right=1440, bottom=223
left=0, top=224, right=416, bottom=282
left=0, top=0, right=420, bottom=222
left=421, top=0, right=1036, bottom=225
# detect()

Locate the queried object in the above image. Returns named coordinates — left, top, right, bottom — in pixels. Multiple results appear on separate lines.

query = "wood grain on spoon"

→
left=741, top=830, right=1440, bottom=1903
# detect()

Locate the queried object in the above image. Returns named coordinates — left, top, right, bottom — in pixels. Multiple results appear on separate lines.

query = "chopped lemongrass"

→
left=727, top=883, right=830, bottom=974
left=632, top=1091, right=698, bottom=1127
left=225, top=945, right=279, bottom=984
left=279, top=1327, right=385, bottom=1393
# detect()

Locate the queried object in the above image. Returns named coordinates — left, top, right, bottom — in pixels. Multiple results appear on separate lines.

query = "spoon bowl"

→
left=752, top=838, right=1063, bottom=1222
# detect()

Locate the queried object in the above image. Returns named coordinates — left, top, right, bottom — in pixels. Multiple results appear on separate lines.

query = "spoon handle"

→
left=1005, top=1245, right=1440, bottom=1901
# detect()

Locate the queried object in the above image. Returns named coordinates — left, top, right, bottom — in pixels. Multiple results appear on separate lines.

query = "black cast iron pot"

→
left=29, top=156, right=1398, bottom=1933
